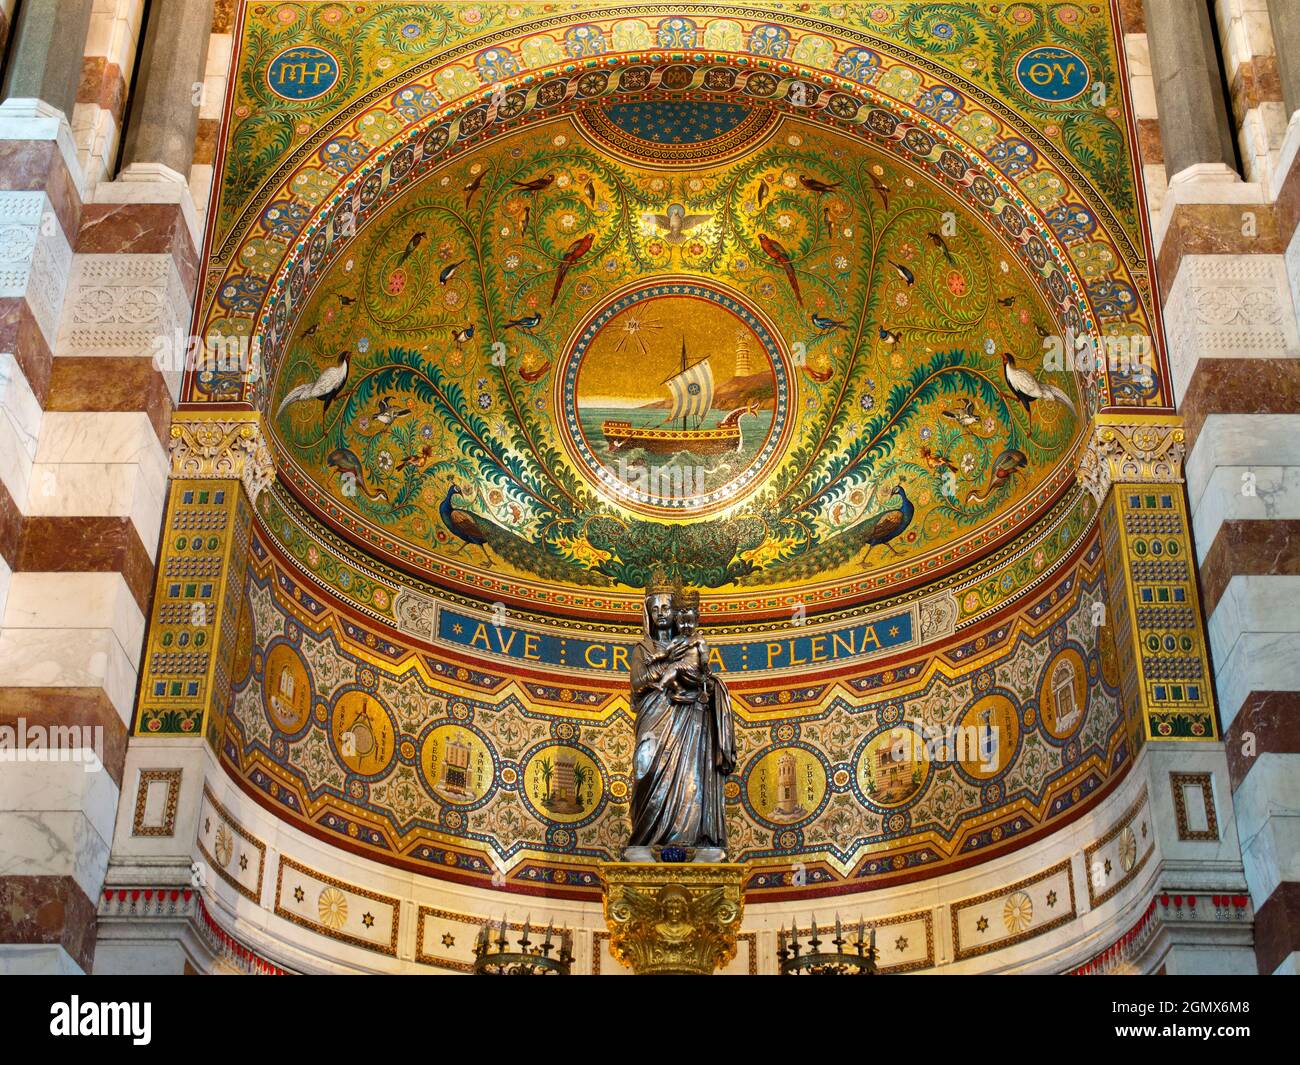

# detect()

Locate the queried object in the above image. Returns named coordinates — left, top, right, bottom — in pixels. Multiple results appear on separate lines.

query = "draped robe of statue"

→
left=627, top=597, right=737, bottom=852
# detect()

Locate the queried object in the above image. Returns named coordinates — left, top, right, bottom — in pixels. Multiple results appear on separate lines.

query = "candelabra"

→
left=472, top=917, right=573, bottom=975
left=778, top=916, right=878, bottom=975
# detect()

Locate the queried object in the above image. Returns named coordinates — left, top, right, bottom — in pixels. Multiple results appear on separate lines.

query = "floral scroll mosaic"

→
left=195, top=1, right=1165, bottom=602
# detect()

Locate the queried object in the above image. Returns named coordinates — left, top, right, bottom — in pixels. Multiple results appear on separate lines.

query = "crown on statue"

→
left=646, top=567, right=677, bottom=597
left=677, top=588, right=701, bottom=610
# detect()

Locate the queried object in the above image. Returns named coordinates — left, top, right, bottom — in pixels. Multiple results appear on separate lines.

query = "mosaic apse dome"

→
left=198, top=4, right=1162, bottom=900
left=266, top=84, right=1088, bottom=612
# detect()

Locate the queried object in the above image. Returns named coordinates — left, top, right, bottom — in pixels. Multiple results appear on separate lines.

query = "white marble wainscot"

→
left=2, top=571, right=145, bottom=671
left=0, top=627, right=137, bottom=723
left=1230, top=754, right=1300, bottom=912
left=95, top=165, right=202, bottom=262
left=1212, top=0, right=1290, bottom=187
left=0, top=555, right=10, bottom=635
left=1288, top=218, right=1300, bottom=336
left=88, top=738, right=1255, bottom=974
left=1184, top=421, right=1300, bottom=727
left=0, top=943, right=88, bottom=975
left=1161, top=254, right=1300, bottom=403
left=1141, top=743, right=1253, bottom=888
left=0, top=100, right=87, bottom=203
left=26, top=410, right=168, bottom=559
left=1207, top=575, right=1300, bottom=693
left=0, top=352, right=42, bottom=523
left=1184, top=412, right=1300, bottom=526
left=54, top=251, right=193, bottom=402
left=102, top=737, right=209, bottom=882
left=1189, top=464, right=1300, bottom=558
left=72, top=0, right=146, bottom=189
left=0, top=189, right=73, bottom=348
left=187, top=28, right=236, bottom=229
left=0, top=757, right=120, bottom=904
left=0, top=569, right=145, bottom=725
left=1125, top=31, right=1157, bottom=119
left=1143, top=162, right=1169, bottom=217
left=56, top=253, right=190, bottom=356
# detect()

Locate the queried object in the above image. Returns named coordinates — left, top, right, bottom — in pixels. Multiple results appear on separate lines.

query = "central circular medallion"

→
left=556, top=282, right=791, bottom=517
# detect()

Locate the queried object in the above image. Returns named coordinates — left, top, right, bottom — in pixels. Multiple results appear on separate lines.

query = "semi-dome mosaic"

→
left=12, top=0, right=1274, bottom=984
left=267, top=102, right=1086, bottom=602
left=167, top=1, right=1179, bottom=899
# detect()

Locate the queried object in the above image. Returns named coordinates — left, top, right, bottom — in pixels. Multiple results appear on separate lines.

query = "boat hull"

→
left=601, top=420, right=740, bottom=457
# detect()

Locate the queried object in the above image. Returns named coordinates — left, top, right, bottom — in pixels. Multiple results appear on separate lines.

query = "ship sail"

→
left=664, top=355, right=714, bottom=427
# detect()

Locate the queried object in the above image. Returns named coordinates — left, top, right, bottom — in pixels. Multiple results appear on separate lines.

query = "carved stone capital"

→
left=1078, top=415, right=1186, bottom=506
left=169, top=412, right=274, bottom=502
left=600, top=862, right=747, bottom=975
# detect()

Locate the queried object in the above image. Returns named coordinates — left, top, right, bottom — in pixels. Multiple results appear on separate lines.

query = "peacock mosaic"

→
left=191, top=2, right=1168, bottom=611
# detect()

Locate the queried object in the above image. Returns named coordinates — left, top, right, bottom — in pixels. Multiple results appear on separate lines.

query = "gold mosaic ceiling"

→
left=193, top=2, right=1164, bottom=622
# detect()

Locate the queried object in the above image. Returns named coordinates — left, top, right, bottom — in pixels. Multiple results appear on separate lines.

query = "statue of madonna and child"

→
left=623, top=578, right=737, bottom=863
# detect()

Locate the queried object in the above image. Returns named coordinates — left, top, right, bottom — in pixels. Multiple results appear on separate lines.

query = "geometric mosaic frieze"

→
left=134, top=479, right=252, bottom=738
left=1099, top=477, right=1217, bottom=740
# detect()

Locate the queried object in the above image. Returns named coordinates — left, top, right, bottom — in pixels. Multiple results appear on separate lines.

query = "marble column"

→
left=0, top=0, right=111, bottom=979
left=0, top=0, right=228, bottom=975
left=0, top=0, right=93, bottom=120
left=73, top=1, right=147, bottom=188
left=1265, top=0, right=1300, bottom=120
left=1144, top=2, right=1300, bottom=965
left=1142, top=0, right=1238, bottom=182
left=120, top=0, right=214, bottom=182
left=0, top=1, right=17, bottom=59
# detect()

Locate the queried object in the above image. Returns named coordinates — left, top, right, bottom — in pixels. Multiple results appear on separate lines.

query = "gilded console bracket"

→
left=169, top=410, right=275, bottom=501
left=600, top=862, right=748, bottom=975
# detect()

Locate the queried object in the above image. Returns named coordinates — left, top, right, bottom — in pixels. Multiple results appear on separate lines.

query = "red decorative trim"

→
left=1066, top=892, right=1253, bottom=975
left=1066, top=898, right=1158, bottom=975
left=98, top=886, right=292, bottom=975
left=196, top=895, right=292, bottom=976
left=1157, top=893, right=1250, bottom=919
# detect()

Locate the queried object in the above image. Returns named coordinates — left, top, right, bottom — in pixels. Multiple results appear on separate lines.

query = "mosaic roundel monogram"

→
left=266, top=46, right=340, bottom=101
left=1015, top=46, right=1091, bottom=102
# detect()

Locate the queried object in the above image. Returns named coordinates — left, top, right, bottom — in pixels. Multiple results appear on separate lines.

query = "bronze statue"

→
left=624, top=582, right=737, bottom=862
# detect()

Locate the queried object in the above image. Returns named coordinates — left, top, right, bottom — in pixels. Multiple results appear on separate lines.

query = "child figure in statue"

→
left=647, top=592, right=709, bottom=697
